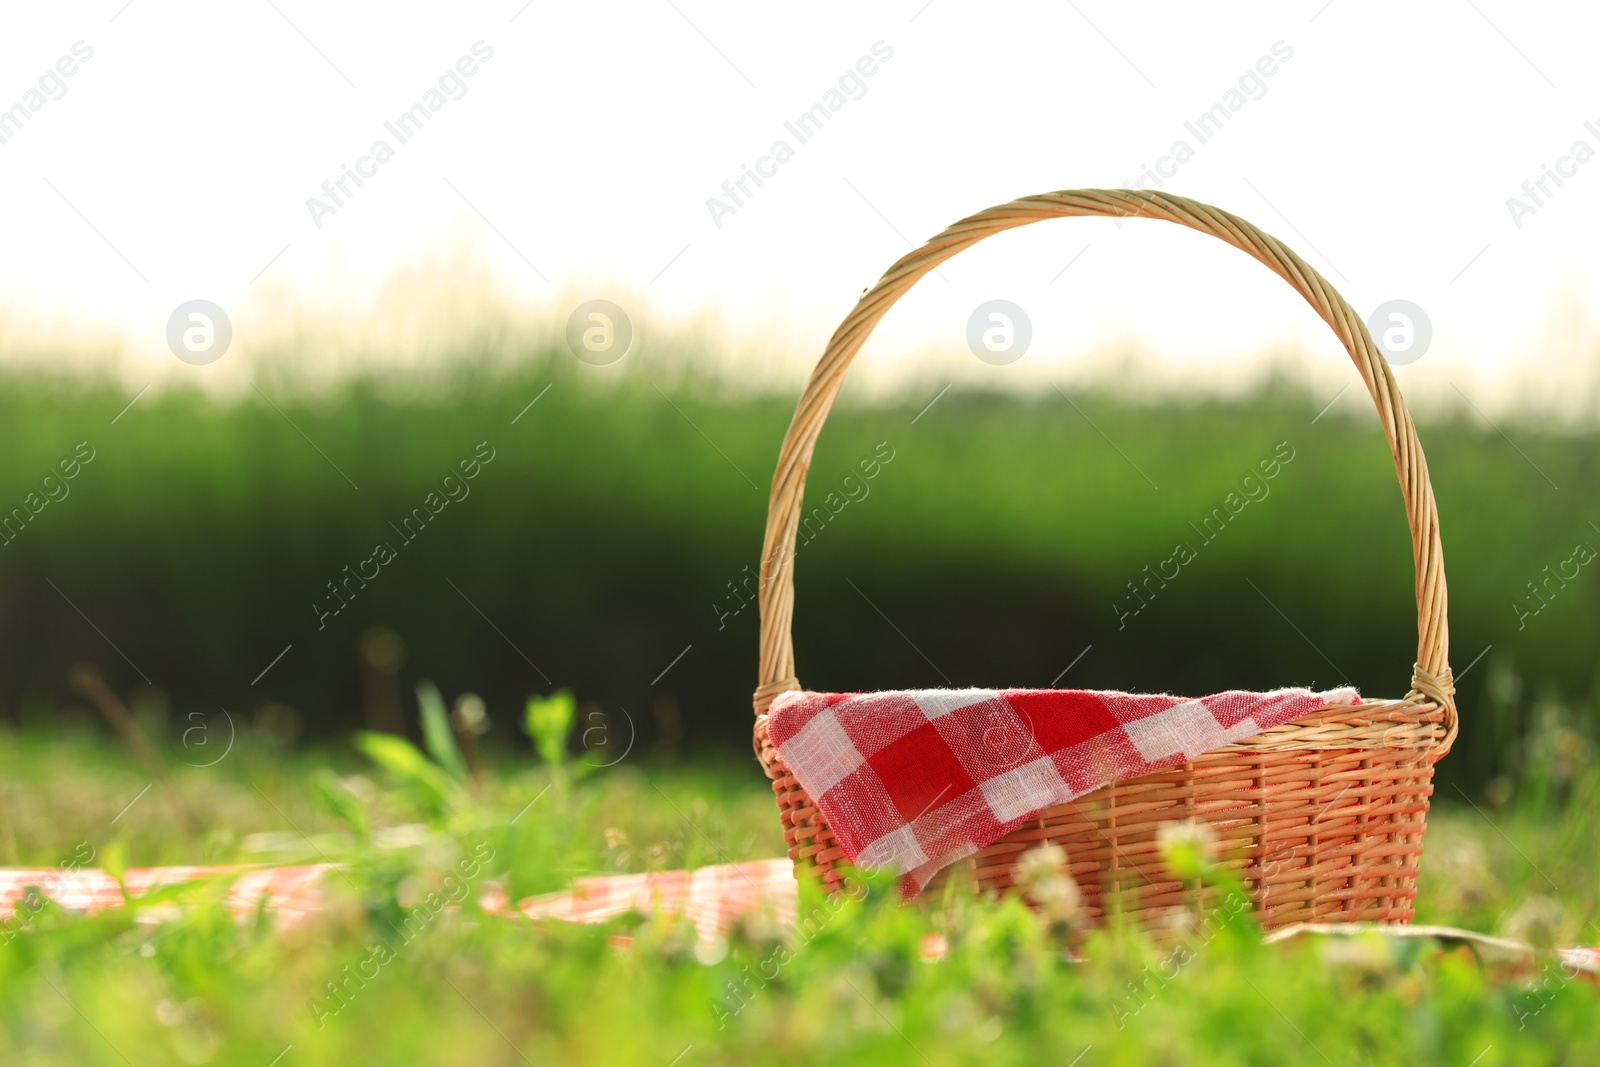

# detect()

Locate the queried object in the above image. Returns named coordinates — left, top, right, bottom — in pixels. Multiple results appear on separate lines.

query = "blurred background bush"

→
left=0, top=345, right=1594, bottom=799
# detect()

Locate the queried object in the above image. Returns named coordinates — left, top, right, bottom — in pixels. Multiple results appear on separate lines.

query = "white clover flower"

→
left=1012, top=844, right=1082, bottom=925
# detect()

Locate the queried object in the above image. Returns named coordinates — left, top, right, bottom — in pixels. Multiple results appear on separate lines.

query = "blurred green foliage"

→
left=525, top=690, right=577, bottom=768
left=0, top=356, right=1595, bottom=796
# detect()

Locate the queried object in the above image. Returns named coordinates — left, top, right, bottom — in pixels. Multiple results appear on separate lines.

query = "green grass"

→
left=0, top=703, right=1595, bottom=1066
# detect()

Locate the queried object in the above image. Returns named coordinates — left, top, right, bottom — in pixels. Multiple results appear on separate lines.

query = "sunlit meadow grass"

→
left=0, top=684, right=1595, bottom=1067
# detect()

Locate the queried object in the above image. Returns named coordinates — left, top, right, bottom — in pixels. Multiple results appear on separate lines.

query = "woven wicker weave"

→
left=752, top=189, right=1457, bottom=929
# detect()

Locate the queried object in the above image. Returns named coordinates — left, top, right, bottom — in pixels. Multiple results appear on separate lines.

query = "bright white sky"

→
left=2, top=1, right=1598, bottom=399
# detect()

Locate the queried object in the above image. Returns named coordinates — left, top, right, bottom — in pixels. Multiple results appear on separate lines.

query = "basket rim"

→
left=757, top=692, right=1456, bottom=768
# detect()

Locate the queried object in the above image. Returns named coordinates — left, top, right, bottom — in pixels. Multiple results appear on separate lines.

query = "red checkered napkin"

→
left=768, top=686, right=1359, bottom=894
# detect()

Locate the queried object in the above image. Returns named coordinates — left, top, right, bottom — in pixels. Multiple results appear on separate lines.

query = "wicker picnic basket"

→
left=752, top=189, right=1457, bottom=930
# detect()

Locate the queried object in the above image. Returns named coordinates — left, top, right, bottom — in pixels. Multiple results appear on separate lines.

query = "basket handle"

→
left=753, top=189, right=1453, bottom=726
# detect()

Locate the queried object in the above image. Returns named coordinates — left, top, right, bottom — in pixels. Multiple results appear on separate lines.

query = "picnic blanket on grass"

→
left=0, top=864, right=336, bottom=931
left=3, top=858, right=1597, bottom=982
left=766, top=686, right=1360, bottom=892
left=0, top=860, right=796, bottom=944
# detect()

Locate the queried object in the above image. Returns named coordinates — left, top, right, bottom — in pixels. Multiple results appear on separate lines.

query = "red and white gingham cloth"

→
left=503, top=858, right=797, bottom=943
left=5, top=858, right=1595, bottom=978
left=0, top=860, right=794, bottom=944
left=0, top=864, right=336, bottom=930
left=768, top=686, right=1360, bottom=893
